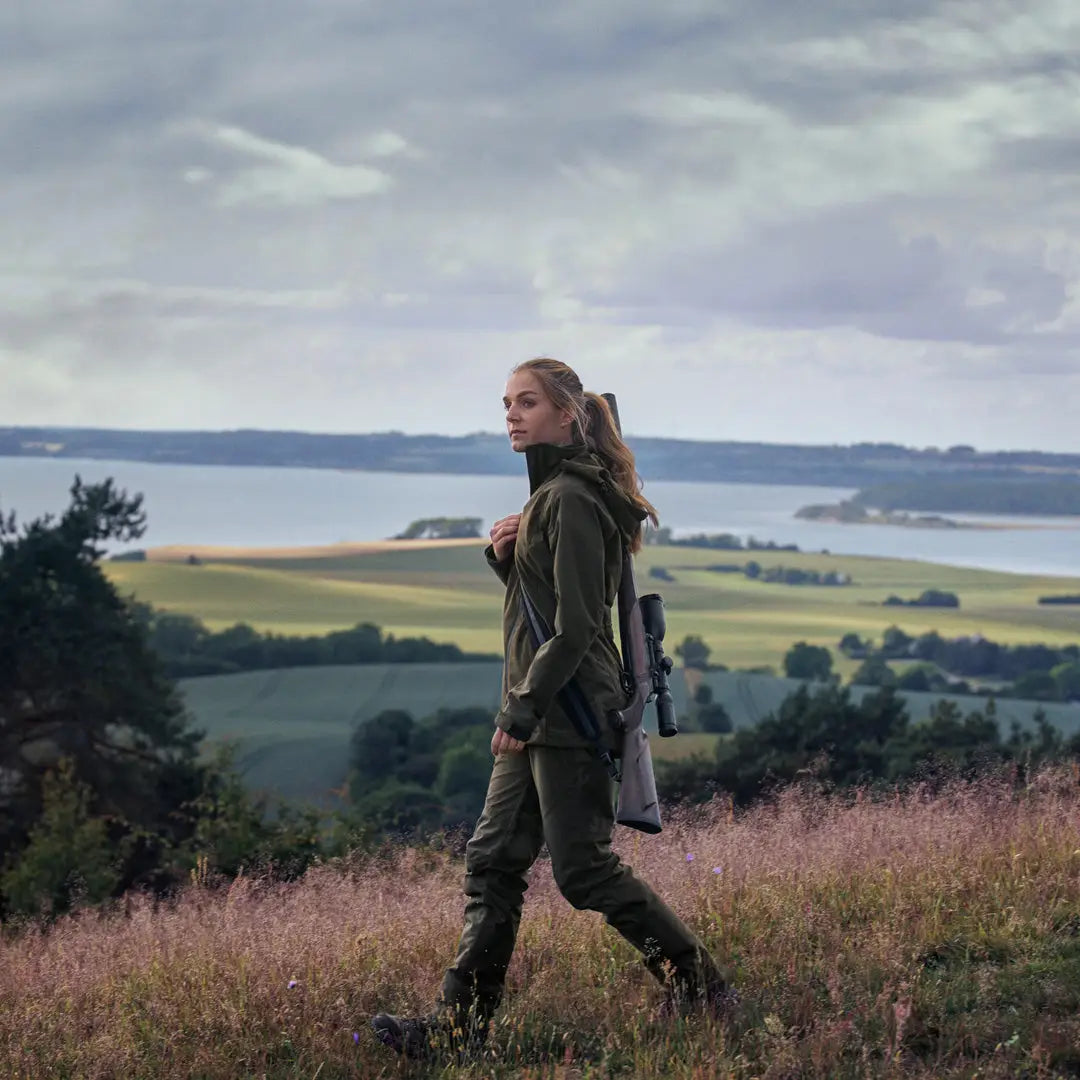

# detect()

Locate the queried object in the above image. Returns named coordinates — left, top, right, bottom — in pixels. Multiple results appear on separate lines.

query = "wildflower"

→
left=712, top=866, right=723, bottom=874
left=685, top=853, right=694, bottom=862
left=288, top=980, right=298, bottom=989
left=353, top=1032, right=361, bottom=1044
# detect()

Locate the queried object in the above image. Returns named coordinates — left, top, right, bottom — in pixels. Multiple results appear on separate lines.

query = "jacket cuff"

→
left=495, top=703, right=537, bottom=743
left=483, top=543, right=514, bottom=583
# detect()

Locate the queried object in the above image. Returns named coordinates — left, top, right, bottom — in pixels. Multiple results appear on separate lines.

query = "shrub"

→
left=1, top=759, right=122, bottom=920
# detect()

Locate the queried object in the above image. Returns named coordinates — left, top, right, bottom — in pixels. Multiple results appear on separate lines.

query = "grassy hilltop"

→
left=106, top=539, right=1080, bottom=679
left=3, top=773, right=1079, bottom=1078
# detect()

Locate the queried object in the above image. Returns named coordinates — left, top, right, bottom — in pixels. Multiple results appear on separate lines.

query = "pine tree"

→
left=0, top=476, right=203, bottom=907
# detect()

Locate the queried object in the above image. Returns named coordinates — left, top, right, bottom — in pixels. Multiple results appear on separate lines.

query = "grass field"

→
left=4, top=771, right=1079, bottom=1078
left=102, top=539, right=1080, bottom=808
left=107, top=539, right=1080, bottom=679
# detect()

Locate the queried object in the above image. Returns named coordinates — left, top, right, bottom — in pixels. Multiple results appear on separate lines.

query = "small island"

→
left=795, top=500, right=967, bottom=529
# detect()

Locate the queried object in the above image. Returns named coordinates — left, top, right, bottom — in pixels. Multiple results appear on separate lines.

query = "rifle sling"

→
left=517, top=583, right=622, bottom=783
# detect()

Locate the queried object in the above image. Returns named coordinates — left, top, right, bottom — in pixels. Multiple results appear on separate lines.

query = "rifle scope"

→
left=639, top=592, right=678, bottom=738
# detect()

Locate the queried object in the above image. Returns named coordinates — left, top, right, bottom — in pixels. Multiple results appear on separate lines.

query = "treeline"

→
left=646, top=528, right=799, bottom=552
left=393, top=517, right=483, bottom=539
left=656, top=562, right=852, bottom=587
left=131, top=606, right=497, bottom=679
left=883, top=589, right=959, bottom=608
left=656, top=685, right=1080, bottom=808
left=854, top=476, right=1080, bottom=516
left=837, top=628, right=1080, bottom=702
left=8, top=426, right=1080, bottom=488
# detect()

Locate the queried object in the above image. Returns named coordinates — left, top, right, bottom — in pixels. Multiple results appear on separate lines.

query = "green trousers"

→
left=440, top=745, right=726, bottom=1021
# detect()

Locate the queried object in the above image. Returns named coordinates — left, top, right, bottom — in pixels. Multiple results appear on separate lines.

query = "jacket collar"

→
left=525, top=441, right=588, bottom=494
left=524, top=441, right=649, bottom=541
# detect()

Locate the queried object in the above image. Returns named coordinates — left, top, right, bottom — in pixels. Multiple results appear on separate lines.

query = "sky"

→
left=4, top=0, right=1080, bottom=452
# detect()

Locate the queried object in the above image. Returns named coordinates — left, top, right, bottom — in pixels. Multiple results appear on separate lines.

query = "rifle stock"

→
left=603, top=392, right=664, bottom=834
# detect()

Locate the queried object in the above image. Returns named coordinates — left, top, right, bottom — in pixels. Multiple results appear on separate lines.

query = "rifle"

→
left=602, top=393, right=676, bottom=835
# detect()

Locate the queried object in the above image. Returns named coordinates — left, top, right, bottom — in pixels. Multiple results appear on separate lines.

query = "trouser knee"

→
left=552, top=855, right=625, bottom=911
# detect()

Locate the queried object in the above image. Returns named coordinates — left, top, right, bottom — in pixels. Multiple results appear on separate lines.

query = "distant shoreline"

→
left=794, top=501, right=1075, bottom=531
left=6, top=425, right=1080, bottom=498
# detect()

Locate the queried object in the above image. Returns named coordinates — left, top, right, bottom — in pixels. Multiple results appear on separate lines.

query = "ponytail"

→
left=510, top=357, right=660, bottom=553
left=583, top=392, right=658, bottom=553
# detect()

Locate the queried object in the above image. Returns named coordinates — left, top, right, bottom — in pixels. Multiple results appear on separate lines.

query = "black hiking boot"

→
left=371, top=1010, right=489, bottom=1063
left=656, top=980, right=741, bottom=1022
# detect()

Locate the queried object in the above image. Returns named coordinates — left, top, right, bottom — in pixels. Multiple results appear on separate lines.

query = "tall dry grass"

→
left=3, top=769, right=1079, bottom=1079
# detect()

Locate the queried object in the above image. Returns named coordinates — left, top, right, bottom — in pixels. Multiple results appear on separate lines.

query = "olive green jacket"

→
left=488, top=442, right=647, bottom=748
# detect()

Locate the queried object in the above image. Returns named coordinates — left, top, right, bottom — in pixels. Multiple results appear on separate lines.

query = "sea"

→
left=2, top=456, right=1078, bottom=578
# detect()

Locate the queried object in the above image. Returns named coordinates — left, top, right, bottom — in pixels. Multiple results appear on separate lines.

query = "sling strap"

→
left=517, top=582, right=622, bottom=782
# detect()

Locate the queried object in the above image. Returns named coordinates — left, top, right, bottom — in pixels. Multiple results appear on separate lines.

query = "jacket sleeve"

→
left=495, top=487, right=606, bottom=741
left=483, top=543, right=514, bottom=585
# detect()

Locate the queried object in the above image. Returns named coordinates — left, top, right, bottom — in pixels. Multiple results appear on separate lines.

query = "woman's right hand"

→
left=490, top=514, right=521, bottom=562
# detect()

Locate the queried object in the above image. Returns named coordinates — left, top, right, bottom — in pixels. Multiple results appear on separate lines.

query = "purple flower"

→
left=353, top=1032, right=360, bottom=1044
left=685, top=853, right=695, bottom=862
left=713, top=867, right=723, bottom=875
left=287, top=979, right=298, bottom=989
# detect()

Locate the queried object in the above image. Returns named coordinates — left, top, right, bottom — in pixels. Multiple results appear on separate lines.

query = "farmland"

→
left=100, top=539, right=1080, bottom=807
left=107, top=539, right=1080, bottom=678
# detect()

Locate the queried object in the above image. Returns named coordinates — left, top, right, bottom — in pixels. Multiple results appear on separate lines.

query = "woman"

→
left=373, top=359, right=732, bottom=1061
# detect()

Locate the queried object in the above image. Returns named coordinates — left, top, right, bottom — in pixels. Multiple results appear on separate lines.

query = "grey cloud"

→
left=590, top=206, right=1071, bottom=347
left=997, top=134, right=1080, bottom=175
left=3, top=0, right=1080, bottom=449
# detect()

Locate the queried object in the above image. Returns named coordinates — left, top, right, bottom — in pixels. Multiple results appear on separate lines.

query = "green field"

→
left=108, top=540, right=1080, bottom=677
left=178, top=662, right=1080, bottom=808
left=105, top=539, right=1080, bottom=807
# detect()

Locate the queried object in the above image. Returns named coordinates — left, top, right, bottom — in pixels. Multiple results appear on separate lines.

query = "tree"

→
left=1052, top=661, right=1080, bottom=702
left=838, top=632, right=872, bottom=658
left=884, top=700, right=1005, bottom=780
left=783, top=642, right=833, bottom=681
left=698, top=703, right=733, bottom=734
left=896, top=665, right=933, bottom=692
left=675, top=635, right=712, bottom=670
left=0, top=477, right=204, bottom=903
left=880, top=626, right=915, bottom=658
left=851, top=655, right=897, bottom=688
left=701, top=684, right=908, bottom=805
left=911, top=631, right=946, bottom=663
left=351, top=781, right=445, bottom=837
left=349, top=710, right=415, bottom=791
left=1008, top=671, right=1060, bottom=702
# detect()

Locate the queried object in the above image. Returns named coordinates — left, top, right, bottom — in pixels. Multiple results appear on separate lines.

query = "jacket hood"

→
left=525, top=442, right=648, bottom=542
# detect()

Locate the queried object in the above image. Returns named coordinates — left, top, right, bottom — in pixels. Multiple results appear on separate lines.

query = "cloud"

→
left=2, top=0, right=1079, bottom=450
left=174, top=121, right=397, bottom=207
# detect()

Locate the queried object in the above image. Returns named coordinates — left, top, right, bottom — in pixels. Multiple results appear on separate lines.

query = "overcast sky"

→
left=4, top=1, right=1079, bottom=451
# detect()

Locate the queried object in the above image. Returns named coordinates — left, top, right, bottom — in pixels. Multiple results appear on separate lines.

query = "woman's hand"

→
left=489, top=514, right=521, bottom=562
left=491, top=728, right=527, bottom=756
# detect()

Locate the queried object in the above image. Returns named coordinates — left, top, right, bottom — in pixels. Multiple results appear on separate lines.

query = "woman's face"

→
left=503, top=370, right=573, bottom=452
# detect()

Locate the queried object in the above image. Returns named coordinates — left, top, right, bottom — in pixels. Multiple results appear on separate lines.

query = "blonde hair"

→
left=512, top=357, right=658, bottom=552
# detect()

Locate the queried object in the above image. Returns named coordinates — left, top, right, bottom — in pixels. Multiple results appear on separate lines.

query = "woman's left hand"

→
left=491, top=728, right=527, bottom=756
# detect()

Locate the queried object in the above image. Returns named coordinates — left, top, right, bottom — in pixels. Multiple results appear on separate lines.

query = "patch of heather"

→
left=2, top=770, right=1079, bottom=1078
